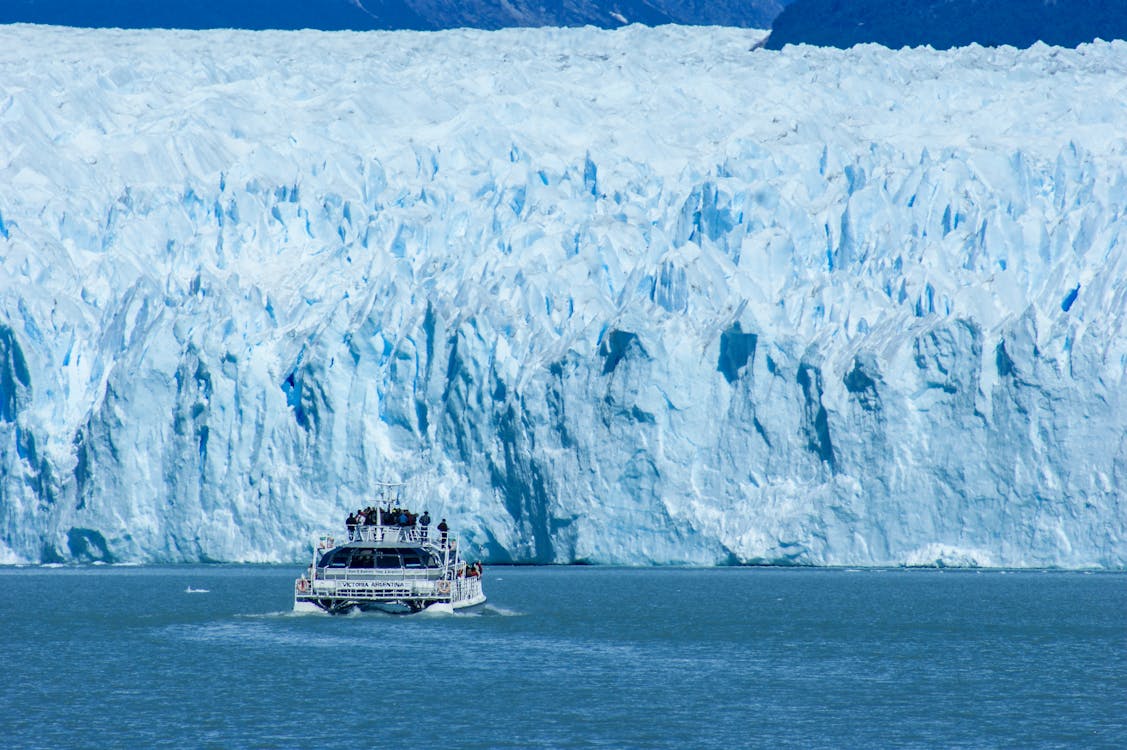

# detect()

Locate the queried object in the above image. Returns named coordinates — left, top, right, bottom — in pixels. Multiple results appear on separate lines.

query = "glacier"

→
left=0, top=24, right=1125, bottom=567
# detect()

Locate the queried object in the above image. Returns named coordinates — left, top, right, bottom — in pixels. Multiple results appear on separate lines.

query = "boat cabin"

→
left=317, top=543, right=443, bottom=572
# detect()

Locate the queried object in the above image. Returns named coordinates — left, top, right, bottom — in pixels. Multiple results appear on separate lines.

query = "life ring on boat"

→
left=436, top=580, right=451, bottom=595
left=297, top=579, right=308, bottom=593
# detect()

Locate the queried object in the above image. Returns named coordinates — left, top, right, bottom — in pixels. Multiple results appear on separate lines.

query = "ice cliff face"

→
left=1, top=25, right=1125, bottom=566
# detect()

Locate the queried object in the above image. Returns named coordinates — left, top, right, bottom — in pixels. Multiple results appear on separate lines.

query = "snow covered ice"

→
left=0, top=24, right=1125, bottom=566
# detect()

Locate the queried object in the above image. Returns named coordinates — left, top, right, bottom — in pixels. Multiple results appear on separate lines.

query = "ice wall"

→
left=1, top=25, right=1125, bottom=566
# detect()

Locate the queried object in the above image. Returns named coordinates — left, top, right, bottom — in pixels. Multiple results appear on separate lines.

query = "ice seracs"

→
left=0, top=25, right=1125, bottom=569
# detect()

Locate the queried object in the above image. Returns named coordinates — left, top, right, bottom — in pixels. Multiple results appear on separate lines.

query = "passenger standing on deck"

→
left=438, top=519, right=449, bottom=547
left=419, top=511, right=431, bottom=541
left=346, top=512, right=357, bottom=540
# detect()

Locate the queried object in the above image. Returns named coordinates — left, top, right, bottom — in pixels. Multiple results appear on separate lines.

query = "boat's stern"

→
left=292, top=571, right=467, bottom=614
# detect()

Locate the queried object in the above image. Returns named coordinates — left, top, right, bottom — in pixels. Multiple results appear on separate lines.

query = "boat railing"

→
left=453, top=574, right=483, bottom=603
left=347, top=524, right=437, bottom=545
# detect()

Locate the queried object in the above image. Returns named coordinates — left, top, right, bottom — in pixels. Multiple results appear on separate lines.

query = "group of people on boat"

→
left=346, top=505, right=449, bottom=545
left=460, top=561, right=484, bottom=578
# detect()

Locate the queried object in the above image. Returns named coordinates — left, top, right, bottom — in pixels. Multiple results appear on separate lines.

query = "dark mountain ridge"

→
left=766, top=0, right=1127, bottom=50
left=1, top=0, right=787, bottom=31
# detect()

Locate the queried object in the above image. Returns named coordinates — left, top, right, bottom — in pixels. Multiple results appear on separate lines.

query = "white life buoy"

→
left=436, top=580, right=450, bottom=595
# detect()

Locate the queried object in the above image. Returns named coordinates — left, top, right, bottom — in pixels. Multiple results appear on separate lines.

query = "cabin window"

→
left=320, top=548, right=351, bottom=568
left=375, top=552, right=401, bottom=569
left=349, top=550, right=375, bottom=569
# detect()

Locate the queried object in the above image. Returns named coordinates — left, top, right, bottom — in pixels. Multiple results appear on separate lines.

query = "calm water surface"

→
left=2, top=565, right=1124, bottom=749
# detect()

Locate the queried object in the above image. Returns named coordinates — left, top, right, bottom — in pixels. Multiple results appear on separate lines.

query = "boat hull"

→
left=293, top=577, right=485, bottom=615
left=293, top=593, right=486, bottom=615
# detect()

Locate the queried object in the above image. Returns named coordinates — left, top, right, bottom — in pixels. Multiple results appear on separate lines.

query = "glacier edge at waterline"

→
left=0, top=25, right=1125, bottom=567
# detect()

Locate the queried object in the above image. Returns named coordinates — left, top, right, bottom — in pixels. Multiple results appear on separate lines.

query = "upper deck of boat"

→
left=340, top=524, right=436, bottom=547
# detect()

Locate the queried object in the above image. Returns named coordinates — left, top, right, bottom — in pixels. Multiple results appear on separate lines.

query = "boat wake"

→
left=465, top=603, right=522, bottom=617
left=238, top=610, right=323, bottom=619
left=184, top=587, right=210, bottom=594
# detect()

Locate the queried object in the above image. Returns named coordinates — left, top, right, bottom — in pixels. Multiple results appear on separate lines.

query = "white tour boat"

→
left=293, top=488, right=486, bottom=615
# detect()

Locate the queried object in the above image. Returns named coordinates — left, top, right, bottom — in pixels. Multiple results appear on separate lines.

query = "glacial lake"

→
left=3, top=565, right=1124, bottom=748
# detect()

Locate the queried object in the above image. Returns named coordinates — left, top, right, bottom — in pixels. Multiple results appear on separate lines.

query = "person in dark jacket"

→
left=419, top=511, right=431, bottom=541
left=437, top=519, right=449, bottom=547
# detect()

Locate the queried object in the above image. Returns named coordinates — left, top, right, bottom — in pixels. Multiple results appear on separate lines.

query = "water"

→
left=2, top=566, right=1124, bottom=749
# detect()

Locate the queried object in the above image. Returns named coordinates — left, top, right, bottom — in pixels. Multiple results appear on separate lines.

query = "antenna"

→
left=373, top=480, right=406, bottom=509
